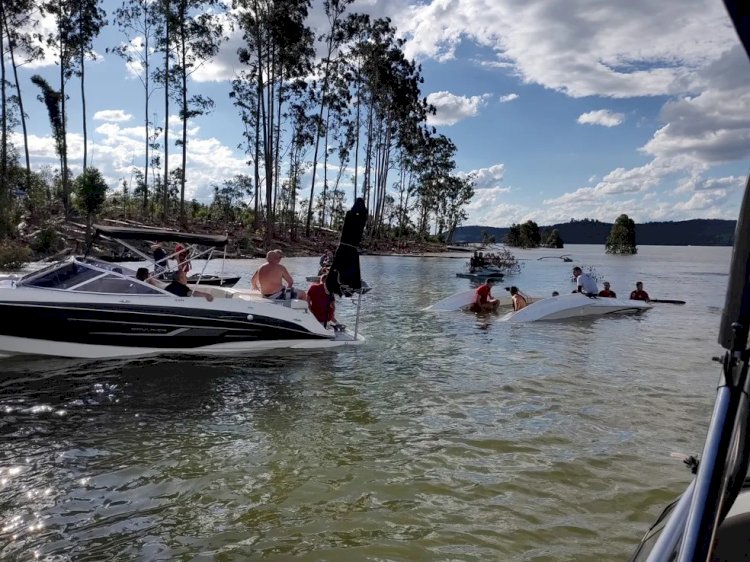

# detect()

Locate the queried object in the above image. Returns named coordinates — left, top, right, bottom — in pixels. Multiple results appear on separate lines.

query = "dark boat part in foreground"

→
left=630, top=3, right=750, bottom=560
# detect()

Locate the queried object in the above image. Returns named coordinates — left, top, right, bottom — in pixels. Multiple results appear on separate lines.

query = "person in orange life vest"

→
left=307, top=271, right=337, bottom=327
left=509, top=286, right=527, bottom=311
left=175, top=242, right=191, bottom=273
left=630, top=281, right=650, bottom=301
left=470, top=278, right=498, bottom=313
left=598, top=281, right=616, bottom=298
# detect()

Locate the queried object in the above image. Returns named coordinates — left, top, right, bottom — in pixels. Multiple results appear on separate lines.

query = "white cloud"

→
left=93, top=109, right=133, bottom=123
left=577, top=109, right=625, bottom=127
left=426, top=91, right=491, bottom=126
left=499, top=93, right=519, bottom=103
left=465, top=163, right=507, bottom=190
left=396, top=0, right=735, bottom=98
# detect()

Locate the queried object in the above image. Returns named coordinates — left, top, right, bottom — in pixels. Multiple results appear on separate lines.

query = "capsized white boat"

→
left=425, top=289, right=539, bottom=312
left=497, top=293, right=651, bottom=322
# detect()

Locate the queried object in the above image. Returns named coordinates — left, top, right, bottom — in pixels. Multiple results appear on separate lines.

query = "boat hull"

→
left=498, top=293, right=652, bottom=322
left=0, top=289, right=360, bottom=359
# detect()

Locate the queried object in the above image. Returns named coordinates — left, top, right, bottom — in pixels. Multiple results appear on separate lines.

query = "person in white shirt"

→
left=572, top=266, right=598, bottom=295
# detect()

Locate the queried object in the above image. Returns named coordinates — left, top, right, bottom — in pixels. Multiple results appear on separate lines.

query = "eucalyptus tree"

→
left=112, top=0, right=160, bottom=212
left=413, top=133, right=456, bottom=237
left=234, top=0, right=314, bottom=247
left=440, top=174, right=474, bottom=243
left=2, top=0, right=44, bottom=193
left=75, top=166, right=108, bottom=243
left=30, top=75, right=66, bottom=206
left=166, top=0, right=225, bottom=225
left=304, top=0, right=353, bottom=237
left=70, top=0, right=106, bottom=170
left=41, top=0, right=78, bottom=217
left=606, top=213, right=637, bottom=254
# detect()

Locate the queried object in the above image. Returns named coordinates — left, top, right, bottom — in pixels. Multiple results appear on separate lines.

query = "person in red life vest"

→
left=629, top=281, right=650, bottom=301
left=509, top=286, right=528, bottom=310
left=174, top=243, right=191, bottom=273
left=598, top=281, right=616, bottom=298
left=307, top=271, right=337, bottom=327
left=470, top=278, right=498, bottom=313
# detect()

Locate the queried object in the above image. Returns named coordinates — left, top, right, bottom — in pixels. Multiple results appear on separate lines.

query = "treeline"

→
left=0, top=0, right=475, bottom=249
left=454, top=218, right=737, bottom=246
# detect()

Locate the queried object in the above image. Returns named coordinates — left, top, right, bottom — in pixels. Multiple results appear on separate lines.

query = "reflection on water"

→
left=0, top=245, right=731, bottom=560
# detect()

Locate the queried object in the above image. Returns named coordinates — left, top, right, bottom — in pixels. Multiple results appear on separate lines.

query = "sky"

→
left=8, top=0, right=750, bottom=228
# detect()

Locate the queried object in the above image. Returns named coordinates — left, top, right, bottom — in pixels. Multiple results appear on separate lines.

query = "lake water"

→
left=0, top=244, right=733, bottom=560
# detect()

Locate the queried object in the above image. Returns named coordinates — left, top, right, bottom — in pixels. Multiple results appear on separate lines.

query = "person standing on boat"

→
left=509, top=286, right=528, bottom=311
left=629, top=281, right=650, bottom=301
left=572, top=266, right=598, bottom=295
left=307, top=270, right=338, bottom=327
left=470, top=278, right=498, bottom=312
left=251, top=249, right=307, bottom=300
left=165, top=271, right=214, bottom=301
left=152, top=243, right=168, bottom=274
left=175, top=242, right=191, bottom=273
left=598, top=281, right=616, bottom=298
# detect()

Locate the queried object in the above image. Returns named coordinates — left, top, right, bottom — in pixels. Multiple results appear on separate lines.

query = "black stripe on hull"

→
left=0, top=302, right=329, bottom=348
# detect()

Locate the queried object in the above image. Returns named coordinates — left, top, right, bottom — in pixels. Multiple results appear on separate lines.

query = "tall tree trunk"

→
left=143, top=14, right=150, bottom=212
left=321, top=104, right=331, bottom=227
left=179, top=10, right=187, bottom=226
left=253, top=83, right=260, bottom=229
left=162, top=0, right=170, bottom=220
left=80, top=18, right=87, bottom=170
left=353, top=80, right=361, bottom=200
left=4, top=11, right=31, bottom=193
left=60, top=47, right=69, bottom=218
left=0, top=5, right=7, bottom=235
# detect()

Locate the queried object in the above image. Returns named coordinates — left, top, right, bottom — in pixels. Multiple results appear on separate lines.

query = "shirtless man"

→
left=251, top=250, right=307, bottom=300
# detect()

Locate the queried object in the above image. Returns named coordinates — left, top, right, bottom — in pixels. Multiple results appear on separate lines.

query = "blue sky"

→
left=9, top=0, right=750, bottom=227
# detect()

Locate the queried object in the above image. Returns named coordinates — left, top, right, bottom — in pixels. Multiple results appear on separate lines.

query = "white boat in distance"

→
left=498, top=293, right=651, bottom=322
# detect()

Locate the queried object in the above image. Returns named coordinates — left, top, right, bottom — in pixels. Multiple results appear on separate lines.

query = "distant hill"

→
left=452, top=219, right=736, bottom=246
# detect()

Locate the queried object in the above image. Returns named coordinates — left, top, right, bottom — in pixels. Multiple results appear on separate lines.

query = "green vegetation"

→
left=606, top=214, right=637, bottom=254
left=506, top=220, right=541, bottom=248
left=75, top=167, right=108, bottom=243
left=544, top=228, right=563, bottom=248
left=0, top=0, right=476, bottom=254
left=0, top=240, right=30, bottom=270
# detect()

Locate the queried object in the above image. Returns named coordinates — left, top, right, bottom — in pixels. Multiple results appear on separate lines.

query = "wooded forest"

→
left=0, top=0, right=476, bottom=257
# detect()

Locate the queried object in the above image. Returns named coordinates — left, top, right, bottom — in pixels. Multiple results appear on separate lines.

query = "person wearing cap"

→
left=470, top=278, right=498, bottom=313
left=598, top=281, right=616, bottom=298
left=572, top=266, right=598, bottom=295
left=629, top=281, right=650, bottom=301
left=509, top=286, right=528, bottom=311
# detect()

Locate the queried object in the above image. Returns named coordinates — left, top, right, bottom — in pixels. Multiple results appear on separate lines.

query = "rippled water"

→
left=0, top=245, right=732, bottom=560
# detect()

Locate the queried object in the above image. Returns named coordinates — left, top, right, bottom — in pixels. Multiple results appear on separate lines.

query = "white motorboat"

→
left=0, top=201, right=371, bottom=360
left=455, top=265, right=505, bottom=281
left=497, top=293, right=652, bottom=322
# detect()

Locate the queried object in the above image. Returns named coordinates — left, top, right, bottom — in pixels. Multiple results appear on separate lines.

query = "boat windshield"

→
left=20, top=262, right=103, bottom=289
left=19, top=261, right=162, bottom=294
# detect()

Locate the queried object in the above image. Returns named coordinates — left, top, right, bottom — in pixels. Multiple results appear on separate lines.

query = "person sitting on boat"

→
left=629, top=281, right=650, bottom=301
left=470, top=278, right=498, bottom=313
left=318, top=249, right=334, bottom=275
left=307, top=270, right=338, bottom=327
left=152, top=243, right=168, bottom=274
left=598, top=281, right=616, bottom=298
left=135, top=267, right=159, bottom=287
left=251, top=249, right=307, bottom=301
left=175, top=242, right=191, bottom=273
left=165, top=270, right=214, bottom=301
left=509, top=286, right=527, bottom=311
left=572, top=266, right=598, bottom=296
